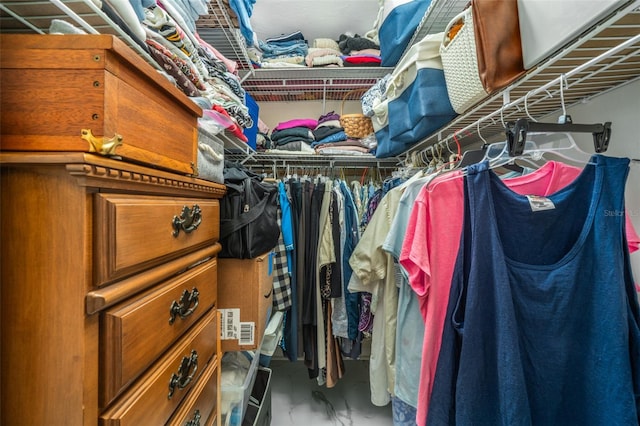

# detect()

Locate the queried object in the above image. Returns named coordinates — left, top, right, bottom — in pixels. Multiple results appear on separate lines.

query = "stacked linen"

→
left=266, top=112, right=376, bottom=156
left=311, top=111, right=345, bottom=147
left=306, top=39, right=343, bottom=68
left=143, top=1, right=252, bottom=136
left=253, top=33, right=382, bottom=69
left=342, top=53, right=382, bottom=67
left=258, top=31, right=309, bottom=67
left=312, top=111, right=375, bottom=156
left=338, top=33, right=382, bottom=68
left=315, top=139, right=375, bottom=156
left=268, top=118, right=317, bottom=154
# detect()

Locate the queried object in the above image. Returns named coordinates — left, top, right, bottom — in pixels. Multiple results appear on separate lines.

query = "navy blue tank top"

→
left=427, top=155, right=640, bottom=425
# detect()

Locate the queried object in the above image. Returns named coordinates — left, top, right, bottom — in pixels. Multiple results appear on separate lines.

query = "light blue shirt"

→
left=382, top=174, right=434, bottom=408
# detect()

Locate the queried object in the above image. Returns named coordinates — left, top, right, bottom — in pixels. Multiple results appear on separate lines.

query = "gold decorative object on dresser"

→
left=1, top=34, right=226, bottom=426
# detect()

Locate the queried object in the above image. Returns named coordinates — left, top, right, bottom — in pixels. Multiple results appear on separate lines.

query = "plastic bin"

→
left=259, top=310, right=284, bottom=367
left=220, top=350, right=261, bottom=426
left=242, top=367, right=272, bottom=426
left=196, top=126, right=224, bottom=184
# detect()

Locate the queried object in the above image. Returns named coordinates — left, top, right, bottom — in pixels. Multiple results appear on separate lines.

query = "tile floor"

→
left=269, top=359, right=394, bottom=426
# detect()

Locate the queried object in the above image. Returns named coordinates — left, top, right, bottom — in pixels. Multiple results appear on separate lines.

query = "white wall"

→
left=257, top=99, right=355, bottom=132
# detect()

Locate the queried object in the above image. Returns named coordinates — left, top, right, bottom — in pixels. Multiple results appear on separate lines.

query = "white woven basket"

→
left=440, top=8, right=489, bottom=114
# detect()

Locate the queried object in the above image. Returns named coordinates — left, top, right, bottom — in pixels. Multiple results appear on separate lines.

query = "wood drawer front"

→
left=167, top=358, right=219, bottom=426
left=101, top=258, right=218, bottom=406
left=94, top=193, right=219, bottom=286
left=100, top=308, right=218, bottom=426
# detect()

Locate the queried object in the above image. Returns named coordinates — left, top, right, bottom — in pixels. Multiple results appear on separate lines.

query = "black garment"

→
left=312, top=126, right=344, bottom=141
left=329, top=191, right=342, bottom=298
left=282, top=179, right=302, bottom=361
left=303, top=181, right=324, bottom=379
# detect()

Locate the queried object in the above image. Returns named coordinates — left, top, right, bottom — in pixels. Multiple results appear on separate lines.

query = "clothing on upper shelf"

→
left=266, top=113, right=377, bottom=156
left=250, top=30, right=382, bottom=69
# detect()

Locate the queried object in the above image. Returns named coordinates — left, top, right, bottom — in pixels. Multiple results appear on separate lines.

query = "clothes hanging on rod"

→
left=398, top=156, right=640, bottom=426
left=427, top=155, right=640, bottom=425
left=277, top=174, right=390, bottom=388
left=268, top=143, right=639, bottom=424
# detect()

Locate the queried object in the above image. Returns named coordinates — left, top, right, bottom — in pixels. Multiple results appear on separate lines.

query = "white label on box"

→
left=220, top=308, right=240, bottom=340
left=239, top=322, right=255, bottom=346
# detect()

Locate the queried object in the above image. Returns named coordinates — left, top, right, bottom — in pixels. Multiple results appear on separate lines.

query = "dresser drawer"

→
left=100, top=308, right=218, bottom=426
left=94, top=193, right=219, bottom=286
left=101, top=258, right=217, bottom=406
left=167, top=357, right=219, bottom=426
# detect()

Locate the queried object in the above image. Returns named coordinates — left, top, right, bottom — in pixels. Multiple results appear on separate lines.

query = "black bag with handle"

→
left=219, top=162, right=279, bottom=259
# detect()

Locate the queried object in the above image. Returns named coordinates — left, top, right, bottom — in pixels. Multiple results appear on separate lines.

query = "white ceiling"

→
left=249, top=0, right=382, bottom=45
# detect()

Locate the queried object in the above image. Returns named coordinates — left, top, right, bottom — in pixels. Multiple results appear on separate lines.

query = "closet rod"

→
left=419, top=31, right=640, bottom=156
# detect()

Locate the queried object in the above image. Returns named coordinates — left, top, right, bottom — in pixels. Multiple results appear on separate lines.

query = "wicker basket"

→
left=340, top=89, right=374, bottom=139
left=440, top=7, right=489, bottom=114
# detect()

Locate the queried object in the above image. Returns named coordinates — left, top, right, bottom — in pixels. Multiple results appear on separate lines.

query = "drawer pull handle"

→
left=172, top=205, right=202, bottom=237
left=185, top=409, right=201, bottom=426
left=168, top=349, right=198, bottom=399
left=169, top=287, right=200, bottom=325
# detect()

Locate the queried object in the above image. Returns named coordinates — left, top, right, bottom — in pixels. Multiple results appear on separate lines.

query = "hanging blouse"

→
left=400, top=160, right=640, bottom=426
left=427, top=155, right=640, bottom=425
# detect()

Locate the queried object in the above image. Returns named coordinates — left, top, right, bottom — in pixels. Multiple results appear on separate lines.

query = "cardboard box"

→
left=218, top=252, right=273, bottom=352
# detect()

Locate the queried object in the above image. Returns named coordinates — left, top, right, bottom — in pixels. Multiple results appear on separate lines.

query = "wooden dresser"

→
left=0, top=152, right=225, bottom=425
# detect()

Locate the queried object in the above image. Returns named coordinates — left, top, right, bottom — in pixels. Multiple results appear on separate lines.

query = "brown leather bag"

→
left=472, top=0, right=525, bottom=93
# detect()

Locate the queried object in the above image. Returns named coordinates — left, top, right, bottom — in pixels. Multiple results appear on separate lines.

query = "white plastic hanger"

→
left=486, top=76, right=598, bottom=169
left=426, top=77, right=607, bottom=192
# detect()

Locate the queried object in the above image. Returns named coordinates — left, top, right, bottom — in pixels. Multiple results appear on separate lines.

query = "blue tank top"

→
left=427, top=155, right=640, bottom=425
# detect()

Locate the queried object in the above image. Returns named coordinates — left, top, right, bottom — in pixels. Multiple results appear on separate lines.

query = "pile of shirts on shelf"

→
left=248, top=31, right=382, bottom=69
left=49, top=0, right=255, bottom=147
left=262, top=111, right=377, bottom=156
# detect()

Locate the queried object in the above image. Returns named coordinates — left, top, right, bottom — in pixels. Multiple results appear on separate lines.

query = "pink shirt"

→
left=400, top=160, right=640, bottom=426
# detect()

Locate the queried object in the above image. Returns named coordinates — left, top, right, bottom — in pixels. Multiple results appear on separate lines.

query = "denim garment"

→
left=258, top=40, right=308, bottom=58
left=427, top=155, right=640, bottom=425
left=129, top=0, right=155, bottom=21
left=340, top=180, right=362, bottom=341
left=266, top=31, right=305, bottom=44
